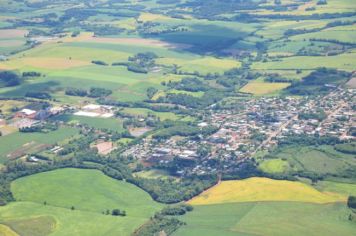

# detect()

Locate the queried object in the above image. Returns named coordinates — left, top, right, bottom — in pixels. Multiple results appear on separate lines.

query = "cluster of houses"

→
left=123, top=87, right=355, bottom=176
left=3, top=103, right=116, bottom=130
left=11, top=106, right=67, bottom=129
left=279, top=88, right=355, bottom=140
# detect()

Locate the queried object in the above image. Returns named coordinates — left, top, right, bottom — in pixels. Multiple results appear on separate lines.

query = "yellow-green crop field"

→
left=188, top=177, right=346, bottom=205
left=240, top=81, right=290, bottom=95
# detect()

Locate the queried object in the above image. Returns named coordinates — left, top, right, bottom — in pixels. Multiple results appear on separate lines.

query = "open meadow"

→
left=174, top=202, right=356, bottom=236
left=0, top=168, right=164, bottom=236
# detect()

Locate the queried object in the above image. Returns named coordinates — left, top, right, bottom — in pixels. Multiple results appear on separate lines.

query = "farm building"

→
left=15, top=109, right=37, bottom=119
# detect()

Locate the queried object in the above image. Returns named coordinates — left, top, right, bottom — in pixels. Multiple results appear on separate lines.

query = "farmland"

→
left=0, top=127, right=78, bottom=164
left=266, top=145, right=356, bottom=176
left=240, top=80, right=291, bottom=95
left=53, top=115, right=124, bottom=132
left=1, top=168, right=163, bottom=236
left=188, top=177, right=346, bottom=205
left=0, top=0, right=355, bottom=235
left=174, top=202, right=356, bottom=236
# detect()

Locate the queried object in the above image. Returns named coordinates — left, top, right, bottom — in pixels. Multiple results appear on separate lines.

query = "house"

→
left=15, top=109, right=37, bottom=119
left=0, top=119, right=6, bottom=127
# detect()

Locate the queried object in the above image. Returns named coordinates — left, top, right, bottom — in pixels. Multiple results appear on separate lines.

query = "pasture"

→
left=0, top=202, right=147, bottom=236
left=188, top=177, right=346, bottom=205
left=3, top=168, right=164, bottom=235
left=0, top=127, right=78, bottom=163
left=0, top=29, right=28, bottom=55
left=53, top=114, right=124, bottom=132
left=272, top=146, right=356, bottom=176
left=315, top=181, right=356, bottom=196
left=240, top=80, right=290, bottom=95
left=258, top=159, right=290, bottom=173
left=174, top=202, right=356, bottom=236
left=121, top=108, right=181, bottom=121
left=11, top=168, right=163, bottom=216
left=252, top=52, right=356, bottom=71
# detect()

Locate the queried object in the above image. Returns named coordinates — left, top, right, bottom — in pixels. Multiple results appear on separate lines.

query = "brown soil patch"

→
left=346, top=76, right=356, bottom=88
left=0, top=29, right=28, bottom=39
left=96, top=141, right=114, bottom=155
left=21, top=57, right=90, bottom=69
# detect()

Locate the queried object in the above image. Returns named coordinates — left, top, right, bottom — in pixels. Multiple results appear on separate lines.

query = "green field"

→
left=53, top=115, right=124, bottom=132
left=174, top=202, right=356, bottom=236
left=271, top=146, right=356, bottom=176
left=316, top=181, right=356, bottom=196
left=2, top=168, right=164, bottom=235
left=252, top=52, right=356, bottom=72
left=239, top=80, right=291, bottom=95
left=121, top=107, right=182, bottom=121
left=0, top=127, right=78, bottom=163
left=258, top=159, right=290, bottom=173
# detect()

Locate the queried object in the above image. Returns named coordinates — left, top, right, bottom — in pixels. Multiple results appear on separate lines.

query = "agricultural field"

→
left=52, top=114, right=124, bottom=132
left=188, top=177, right=346, bottom=205
left=120, top=108, right=182, bottom=121
left=0, top=29, right=28, bottom=55
left=0, top=127, right=78, bottom=164
left=268, top=145, right=356, bottom=176
left=239, top=79, right=291, bottom=96
left=0, top=168, right=164, bottom=236
left=258, top=159, right=290, bottom=173
left=174, top=202, right=356, bottom=236
left=0, top=0, right=355, bottom=235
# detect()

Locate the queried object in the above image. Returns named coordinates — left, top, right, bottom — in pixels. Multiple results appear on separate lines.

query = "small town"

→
left=122, top=87, right=355, bottom=175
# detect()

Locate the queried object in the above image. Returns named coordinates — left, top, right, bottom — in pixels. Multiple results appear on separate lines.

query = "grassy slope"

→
left=174, top=202, right=356, bottom=236
left=11, top=168, right=163, bottom=217
left=273, top=146, right=356, bottom=175
left=0, top=202, right=144, bottom=236
left=4, top=168, right=163, bottom=236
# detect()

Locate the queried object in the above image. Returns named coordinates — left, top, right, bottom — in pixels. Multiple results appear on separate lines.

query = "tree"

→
left=347, top=196, right=356, bottom=209
left=71, top=206, right=75, bottom=210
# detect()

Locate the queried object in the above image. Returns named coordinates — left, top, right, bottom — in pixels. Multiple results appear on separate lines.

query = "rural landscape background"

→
left=0, top=0, right=355, bottom=235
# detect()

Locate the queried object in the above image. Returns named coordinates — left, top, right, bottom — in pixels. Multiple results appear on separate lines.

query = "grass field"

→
left=3, top=168, right=164, bottom=235
left=121, top=107, right=181, bottom=121
left=133, top=169, right=172, bottom=179
left=188, top=177, right=346, bottom=205
left=258, top=159, right=289, bottom=173
left=0, top=127, right=78, bottom=163
left=174, top=202, right=356, bottom=236
left=272, top=146, right=356, bottom=175
left=252, top=52, right=356, bottom=71
left=240, top=80, right=291, bottom=95
left=53, top=115, right=124, bottom=132
left=0, top=202, right=147, bottom=236
left=315, top=181, right=356, bottom=196
left=11, top=168, right=162, bottom=216
left=156, top=57, right=241, bottom=75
